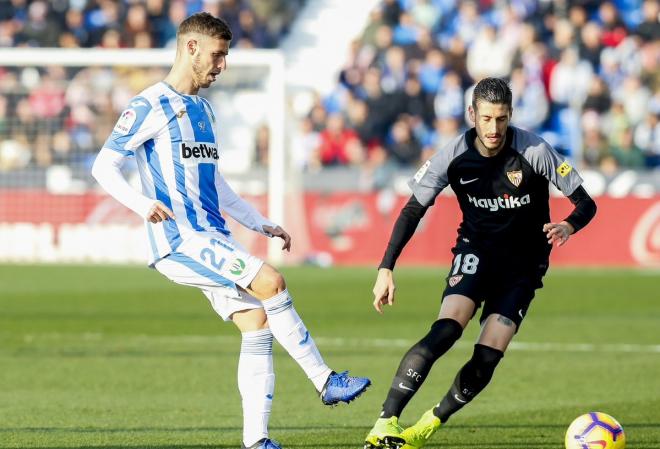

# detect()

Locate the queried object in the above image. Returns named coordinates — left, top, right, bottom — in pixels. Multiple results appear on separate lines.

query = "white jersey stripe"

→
left=143, top=138, right=182, bottom=251
left=159, top=94, right=205, bottom=233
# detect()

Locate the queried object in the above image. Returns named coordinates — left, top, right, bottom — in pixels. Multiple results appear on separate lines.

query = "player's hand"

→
left=263, top=225, right=291, bottom=252
left=146, top=201, right=175, bottom=223
left=373, top=268, right=396, bottom=314
left=543, top=221, right=574, bottom=247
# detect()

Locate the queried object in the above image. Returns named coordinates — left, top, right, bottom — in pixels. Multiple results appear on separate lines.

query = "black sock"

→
left=433, top=344, right=504, bottom=422
left=380, top=318, right=463, bottom=418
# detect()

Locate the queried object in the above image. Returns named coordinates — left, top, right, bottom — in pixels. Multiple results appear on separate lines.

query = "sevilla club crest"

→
left=506, top=170, right=522, bottom=187
left=448, top=275, right=463, bottom=287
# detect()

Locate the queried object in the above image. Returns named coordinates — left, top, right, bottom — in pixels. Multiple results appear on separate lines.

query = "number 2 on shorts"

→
left=200, top=239, right=226, bottom=271
left=451, top=253, right=480, bottom=275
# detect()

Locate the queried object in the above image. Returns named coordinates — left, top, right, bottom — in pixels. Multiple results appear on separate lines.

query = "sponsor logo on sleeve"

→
left=557, top=161, right=573, bottom=177
left=113, top=109, right=137, bottom=135
left=413, top=160, right=431, bottom=183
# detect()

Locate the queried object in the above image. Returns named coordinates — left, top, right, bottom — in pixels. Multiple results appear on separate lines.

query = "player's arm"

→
left=91, top=149, right=173, bottom=223
left=373, top=147, right=451, bottom=313
left=91, top=97, right=172, bottom=223
left=215, top=174, right=291, bottom=251
left=544, top=185, right=597, bottom=247
left=527, top=137, right=597, bottom=247
left=373, top=195, right=430, bottom=313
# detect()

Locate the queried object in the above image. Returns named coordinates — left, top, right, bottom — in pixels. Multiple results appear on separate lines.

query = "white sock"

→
left=262, top=289, right=332, bottom=392
left=239, top=328, right=275, bottom=447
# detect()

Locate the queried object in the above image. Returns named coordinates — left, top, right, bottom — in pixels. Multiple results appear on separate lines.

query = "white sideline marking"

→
left=16, top=333, right=660, bottom=354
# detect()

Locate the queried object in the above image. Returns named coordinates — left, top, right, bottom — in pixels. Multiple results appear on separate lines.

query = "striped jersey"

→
left=103, top=81, right=232, bottom=264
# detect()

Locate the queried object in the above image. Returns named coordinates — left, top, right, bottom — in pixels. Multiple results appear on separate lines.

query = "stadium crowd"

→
left=0, top=0, right=657, bottom=183
left=0, top=0, right=301, bottom=171
left=293, top=0, right=659, bottom=184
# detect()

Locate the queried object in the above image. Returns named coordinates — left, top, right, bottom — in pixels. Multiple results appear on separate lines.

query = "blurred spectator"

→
left=291, top=117, right=320, bottom=171
left=433, top=70, right=463, bottom=121
left=549, top=47, right=593, bottom=108
left=579, top=22, right=603, bottom=70
left=18, top=0, right=60, bottom=47
left=314, top=113, right=364, bottom=167
left=467, top=25, right=514, bottom=80
left=598, top=2, right=628, bottom=48
left=582, top=128, right=609, bottom=168
left=254, top=123, right=269, bottom=166
left=636, top=0, right=660, bottom=43
left=635, top=111, right=660, bottom=167
left=610, top=127, right=646, bottom=169
left=510, top=67, right=548, bottom=132
left=384, top=116, right=422, bottom=166
left=582, top=76, right=612, bottom=114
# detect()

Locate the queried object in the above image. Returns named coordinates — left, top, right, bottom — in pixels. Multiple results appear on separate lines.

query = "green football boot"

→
left=400, top=409, right=442, bottom=448
left=364, top=416, right=406, bottom=449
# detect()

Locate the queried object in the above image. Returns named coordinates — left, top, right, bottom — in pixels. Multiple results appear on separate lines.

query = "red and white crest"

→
left=506, top=170, right=523, bottom=187
left=448, top=275, right=463, bottom=287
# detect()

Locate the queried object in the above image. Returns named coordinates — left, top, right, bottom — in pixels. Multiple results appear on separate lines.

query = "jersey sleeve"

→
left=518, top=131, right=583, bottom=196
left=103, top=96, right=156, bottom=156
left=407, top=140, right=456, bottom=207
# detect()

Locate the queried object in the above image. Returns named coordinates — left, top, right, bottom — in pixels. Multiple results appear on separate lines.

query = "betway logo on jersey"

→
left=179, top=141, right=218, bottom=164
left=467, top=193, right=531, bottom=211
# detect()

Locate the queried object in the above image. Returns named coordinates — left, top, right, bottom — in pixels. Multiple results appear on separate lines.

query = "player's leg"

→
left=382, top=295, right=473, bottom=418
left=400, top=276, right=538, bottom=449
left=231, top=307, right=278, bottom=449
left=364, top=295, right=475, bottom=449
left=153, top=247, right=280, bottom=448
left=399, top=318, right=508, bottom=449
left=431, top=314, right=512, bottom=424
left=246, top=263, right=371, bottom=405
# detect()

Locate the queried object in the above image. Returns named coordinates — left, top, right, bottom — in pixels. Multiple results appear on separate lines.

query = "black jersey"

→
left=409, top=126, right=583, bottom=262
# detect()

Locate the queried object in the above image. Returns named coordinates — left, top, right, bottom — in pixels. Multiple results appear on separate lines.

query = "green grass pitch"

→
left=1, top=265, right=659, bottom=448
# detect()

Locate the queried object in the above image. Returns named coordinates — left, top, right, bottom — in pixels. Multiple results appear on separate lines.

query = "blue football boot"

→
left=241, top=438, right=282, bottom=449
left=320, top=370, right=371, bottom=405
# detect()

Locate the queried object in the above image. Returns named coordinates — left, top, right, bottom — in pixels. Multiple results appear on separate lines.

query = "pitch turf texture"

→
left=1, top=265, right=659, bottom=449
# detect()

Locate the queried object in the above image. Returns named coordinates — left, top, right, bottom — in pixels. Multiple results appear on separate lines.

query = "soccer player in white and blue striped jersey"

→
left=91, top=13, right=370, bottom=449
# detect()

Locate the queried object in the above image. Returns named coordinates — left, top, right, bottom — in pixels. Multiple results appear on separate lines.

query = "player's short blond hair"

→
left=177, top=12, right=233, bottom=42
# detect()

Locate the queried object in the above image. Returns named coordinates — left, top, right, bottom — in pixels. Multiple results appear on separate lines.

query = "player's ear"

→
left=186, top=38, right=198, bottom=55
left=468, top=105, right=475, bottom=124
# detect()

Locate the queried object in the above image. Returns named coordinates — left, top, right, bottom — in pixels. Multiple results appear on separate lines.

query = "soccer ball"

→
left=565, top=412, right=626, bottom=449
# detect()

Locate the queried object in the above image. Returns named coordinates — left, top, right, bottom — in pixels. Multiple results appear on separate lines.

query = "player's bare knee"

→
left=232, top=308, right=269, bottom=332
left=250, top=264, right=287, bottom=299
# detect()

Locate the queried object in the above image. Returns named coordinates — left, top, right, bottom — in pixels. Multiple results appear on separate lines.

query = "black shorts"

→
left=442, top=239, right=549, bottom=330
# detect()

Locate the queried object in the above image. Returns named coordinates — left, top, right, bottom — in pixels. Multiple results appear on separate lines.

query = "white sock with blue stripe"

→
left=262, top=289, right=332, bottom=392
left=239, top=328, right=274, bottom=447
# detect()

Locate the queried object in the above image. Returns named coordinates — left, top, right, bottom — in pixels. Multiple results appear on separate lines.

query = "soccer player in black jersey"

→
left=364, top=78, right=597, bottom=449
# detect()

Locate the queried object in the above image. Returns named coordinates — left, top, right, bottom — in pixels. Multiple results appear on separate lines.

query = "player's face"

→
left=469, top=101, right=511, bottom=153
left=192, top=36, right=229, bottom=89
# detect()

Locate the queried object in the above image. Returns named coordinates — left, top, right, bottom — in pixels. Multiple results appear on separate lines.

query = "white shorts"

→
left=154, top=232, right=265, bottom=321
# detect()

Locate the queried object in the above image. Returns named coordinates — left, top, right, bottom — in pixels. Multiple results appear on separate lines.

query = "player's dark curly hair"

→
left=177, top=12, right=232, bottom=41
left=472, top=77, right=512, bottom=111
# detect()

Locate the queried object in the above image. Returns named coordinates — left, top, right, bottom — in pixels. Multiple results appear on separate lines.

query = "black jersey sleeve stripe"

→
left=379, top=195, right=430, bottom=270
left=564, top=185, right=597, bottom=233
